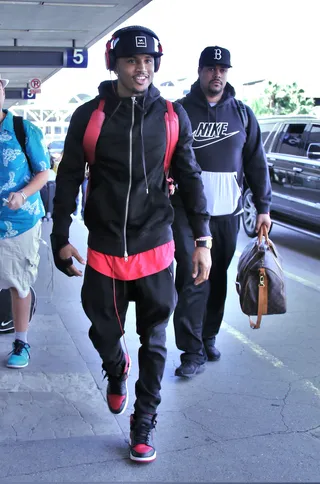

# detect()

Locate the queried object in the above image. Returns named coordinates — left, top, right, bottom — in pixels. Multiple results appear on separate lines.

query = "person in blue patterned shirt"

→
left=0, top=75, right=50, bottom=368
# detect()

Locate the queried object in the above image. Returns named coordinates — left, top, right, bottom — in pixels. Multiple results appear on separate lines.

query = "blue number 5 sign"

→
left=65, top=48, right=88, bottom=68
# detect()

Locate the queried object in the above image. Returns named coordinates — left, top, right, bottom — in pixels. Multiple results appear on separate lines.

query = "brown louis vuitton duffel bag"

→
left=236, top=225, right=286, bottom=329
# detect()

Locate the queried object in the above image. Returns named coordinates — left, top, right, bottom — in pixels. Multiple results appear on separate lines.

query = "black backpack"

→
left=0, top=287, right=37, bottom=333
left=236, top=99, right=248, bottom=132
left=13, top=116, right=55, bottom=170
left=13, top=116, right=32, bottom=169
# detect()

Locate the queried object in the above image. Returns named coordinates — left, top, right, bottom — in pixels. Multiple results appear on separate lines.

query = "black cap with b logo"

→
left=198, top=46, right=232, bottom=68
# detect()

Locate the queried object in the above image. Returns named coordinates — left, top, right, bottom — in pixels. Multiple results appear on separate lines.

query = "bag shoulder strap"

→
left=13, top=116, right=26, bottom=154
left=235, top=99, right=248, bottom=133
left=164, top=100, right=179, bottom=174
left=13, top=116, right=33, bottom=172
left=83, top=98, right=180, bottom=175
left=83, top=99, right=106, bottom=165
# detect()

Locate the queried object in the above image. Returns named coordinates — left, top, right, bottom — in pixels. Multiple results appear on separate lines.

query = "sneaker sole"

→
left=6, top=361, right=29, bottom=369
left=130, top=451, right=157, bottom=463
left=175, top=365, right=206, bottom=378
left=207, top=354, right=221, bottom=361
left=107, top=356, right=131, bottom=416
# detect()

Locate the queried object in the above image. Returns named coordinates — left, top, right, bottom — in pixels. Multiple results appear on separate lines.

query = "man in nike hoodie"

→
left=172, top=46, right=272, bottom=378
left=50, top=26, right=212, bottom=463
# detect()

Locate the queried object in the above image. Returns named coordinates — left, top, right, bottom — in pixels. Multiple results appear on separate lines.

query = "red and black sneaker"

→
left=106, top=354, right=131, bottom=415
left=129, top=413, right=157, bottom=463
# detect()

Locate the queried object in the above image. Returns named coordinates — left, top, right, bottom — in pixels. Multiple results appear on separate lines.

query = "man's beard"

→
left=131, top=87, right=148, bottom=96
left=207, top=83, right=223, bottom=97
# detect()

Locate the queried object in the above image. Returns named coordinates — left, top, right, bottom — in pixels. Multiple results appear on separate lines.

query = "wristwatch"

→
left=195, top=238, right=212, bottom=249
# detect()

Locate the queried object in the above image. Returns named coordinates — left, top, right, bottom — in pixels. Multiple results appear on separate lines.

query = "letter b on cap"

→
left=214, top=48, right=222, bottom=60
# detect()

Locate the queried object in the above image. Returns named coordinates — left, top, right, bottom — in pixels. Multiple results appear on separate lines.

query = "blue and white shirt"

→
left=0, top=110, right=50, bottom=239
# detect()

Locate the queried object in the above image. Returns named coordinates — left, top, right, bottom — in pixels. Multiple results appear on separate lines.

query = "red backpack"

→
left=83, top=99, right=179, bottom=194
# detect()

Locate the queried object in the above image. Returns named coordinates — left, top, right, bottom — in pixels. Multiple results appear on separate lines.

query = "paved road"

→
left=0, top=218, right=319, bottom=482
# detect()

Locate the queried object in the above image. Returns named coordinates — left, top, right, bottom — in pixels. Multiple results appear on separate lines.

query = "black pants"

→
left=81, top=264, right=177, bottom=416
left=173, top=205, right=239, bottom=364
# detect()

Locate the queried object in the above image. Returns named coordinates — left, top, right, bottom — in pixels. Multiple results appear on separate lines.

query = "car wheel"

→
left=242, top=189, right=257, bottom=237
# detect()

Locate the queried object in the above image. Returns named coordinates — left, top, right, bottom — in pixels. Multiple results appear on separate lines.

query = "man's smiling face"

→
left=116, top=54, right=154, bottom=97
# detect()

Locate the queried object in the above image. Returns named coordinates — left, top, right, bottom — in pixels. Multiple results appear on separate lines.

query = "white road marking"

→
left=223, top=322, right=320, bottom=399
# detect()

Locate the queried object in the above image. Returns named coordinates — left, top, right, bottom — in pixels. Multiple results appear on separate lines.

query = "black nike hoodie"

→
left=173, top=79, right=271, bottom=216
left=51, top=80, right=210, bottom=257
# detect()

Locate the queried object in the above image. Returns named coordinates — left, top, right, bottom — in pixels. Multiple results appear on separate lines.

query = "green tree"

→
left=249, top=81, right=315, bottom=116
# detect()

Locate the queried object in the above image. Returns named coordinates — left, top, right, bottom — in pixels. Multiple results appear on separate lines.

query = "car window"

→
left=277, top=123, right=306, bottom=156
left=259, top=122, right=278, bottom=151
left=307, top=124, right=320, bottom=144
left=304, top=123, right=320, bottom=158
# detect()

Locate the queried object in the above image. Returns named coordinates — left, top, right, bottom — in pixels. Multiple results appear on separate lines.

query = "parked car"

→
left=157, top=78, right=191, bottom=101
left=242, top=115, right=320, bottom=239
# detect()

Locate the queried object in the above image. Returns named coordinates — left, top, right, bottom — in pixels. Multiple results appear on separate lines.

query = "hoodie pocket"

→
left=201, top=171, right=241, bottom=216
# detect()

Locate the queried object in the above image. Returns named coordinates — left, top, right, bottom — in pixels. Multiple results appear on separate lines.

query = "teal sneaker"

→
left=7, top=340, right=31, bottom=369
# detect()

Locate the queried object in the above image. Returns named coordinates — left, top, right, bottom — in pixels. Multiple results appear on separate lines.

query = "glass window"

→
left=305, top=124, right=320, bottom=158
left=259, top=122, right=277, bottom=150
left=308, top=124, right=320, bottom=144
left=278, top=124, right=306, bottom=156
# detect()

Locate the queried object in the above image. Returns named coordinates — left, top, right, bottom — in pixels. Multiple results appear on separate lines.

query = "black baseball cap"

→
left=113, top=26, right=162, bottom=59
left=199, top=46, right=232, bottom=68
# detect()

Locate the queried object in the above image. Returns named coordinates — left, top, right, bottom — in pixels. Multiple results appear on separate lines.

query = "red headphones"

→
left=105, top=26, right=162, bottom=72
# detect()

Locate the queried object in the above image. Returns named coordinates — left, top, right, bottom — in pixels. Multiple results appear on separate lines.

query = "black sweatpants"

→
left=173, top=205, right=239, bottom=364
left=81, top=264, right=177, bottom=416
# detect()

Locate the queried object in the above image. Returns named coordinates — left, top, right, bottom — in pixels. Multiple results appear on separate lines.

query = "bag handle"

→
left=257, top=224, right=269, bottom=244
left=250, top=224, right=269, bottom=329
left=249, top=267, right=268, bottom=329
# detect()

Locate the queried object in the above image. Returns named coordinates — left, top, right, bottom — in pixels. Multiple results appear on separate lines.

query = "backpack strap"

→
left=13, top=116, right=32, bottom=172
left=164, top=100, right=179, bottom=174
left=236, top=99, right=248, bottom=133
left=83, top=99, right=106, bottom=165
left=82, top=99, right=179, bottom=197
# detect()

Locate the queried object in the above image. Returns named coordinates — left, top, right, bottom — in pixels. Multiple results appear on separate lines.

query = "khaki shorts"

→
left=0, top=221, right=41, bottom=298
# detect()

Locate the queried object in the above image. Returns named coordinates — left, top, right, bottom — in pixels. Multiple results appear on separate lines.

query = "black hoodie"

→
left=172, top=80, right=271, bottom=216
left=51, top=80, right=210, bottom=257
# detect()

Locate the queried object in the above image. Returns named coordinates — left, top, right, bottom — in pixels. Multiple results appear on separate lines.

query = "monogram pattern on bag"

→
left=236, top=237, right=287, bottom=317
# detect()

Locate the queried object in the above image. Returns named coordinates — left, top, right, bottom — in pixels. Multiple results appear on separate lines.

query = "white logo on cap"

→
left=135, top=36, right=147, bottom=48
left=214, top=48, right=222, bottom=60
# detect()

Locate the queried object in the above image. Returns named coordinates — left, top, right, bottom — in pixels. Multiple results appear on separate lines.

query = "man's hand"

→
left=59, top=244, right=86, bottom=277
left=6, top=192, right=25, bottom=210
left=192, top=247, right=212, bottom=285
left=256, top=213, right=272, bottom=233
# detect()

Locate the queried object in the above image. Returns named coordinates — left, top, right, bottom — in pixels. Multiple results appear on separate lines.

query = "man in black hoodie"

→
left=50, top=26, right=211, bottom=463
left=172, top=46, right=272, bottom=378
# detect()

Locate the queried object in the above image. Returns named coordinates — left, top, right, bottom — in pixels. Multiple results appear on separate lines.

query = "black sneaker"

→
left=0, top=318, right=14, bottom=333
left=129, top=413, right=157, bottom=463
left=204, top=338, right=221, bottom=361
left=106, top=354, right=131, bottom=415
left=175, top=361, right=205, bottom=378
